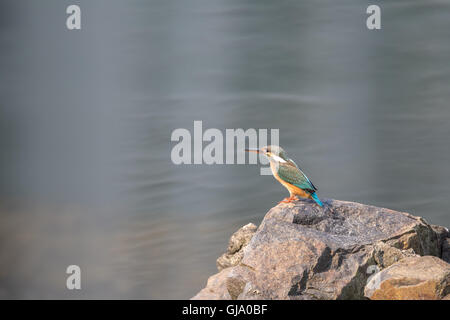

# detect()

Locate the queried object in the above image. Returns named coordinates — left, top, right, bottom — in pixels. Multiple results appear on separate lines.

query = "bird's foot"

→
left=279, top=196, right=298, bottom=204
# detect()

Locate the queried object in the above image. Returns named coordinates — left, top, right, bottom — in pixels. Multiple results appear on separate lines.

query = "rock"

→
left=364, top=256, right=450, bottom=300
left=193, top=223, right=257, bottom=299
left=373, top=242, right=417, bottom=268
left=442, top=238, right=450, bottom=264
left=191, top=268, right=233, bottom=300
left=432, top=224, right=450, bottom=264
left=216, top=223, right=257, bottom=271
left=193, top=198, right=447, bottom=300
left=431, top=225, right=450, bottom=258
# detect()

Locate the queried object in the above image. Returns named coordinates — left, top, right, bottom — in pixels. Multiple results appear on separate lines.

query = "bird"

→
left=245, top=145, right=323, bottom=207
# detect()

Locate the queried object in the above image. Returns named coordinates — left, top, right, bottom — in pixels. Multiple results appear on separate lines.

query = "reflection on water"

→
left=1, top=1, right=450, bottom=298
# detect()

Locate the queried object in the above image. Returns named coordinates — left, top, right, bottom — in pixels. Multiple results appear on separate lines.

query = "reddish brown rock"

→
left=365, top=256, right=450, bottom=300
left=193, top=199, right=446, bottom=300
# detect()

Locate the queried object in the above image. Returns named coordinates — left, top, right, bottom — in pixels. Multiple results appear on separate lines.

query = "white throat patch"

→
left=271, top=154, right=287, bottom=163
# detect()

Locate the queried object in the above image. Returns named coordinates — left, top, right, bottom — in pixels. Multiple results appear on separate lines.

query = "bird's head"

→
left=245, top=145, right=289, bottom=163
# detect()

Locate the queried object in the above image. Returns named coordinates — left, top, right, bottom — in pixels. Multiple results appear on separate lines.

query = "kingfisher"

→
left=246, top=145, right=323, bottom=207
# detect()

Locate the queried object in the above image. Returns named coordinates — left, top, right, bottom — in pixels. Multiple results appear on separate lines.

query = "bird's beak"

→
left=245, top=149, right=261, bottom=154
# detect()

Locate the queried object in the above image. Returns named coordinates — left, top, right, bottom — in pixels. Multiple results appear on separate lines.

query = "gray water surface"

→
left=1, top=0, right=450, bottom=298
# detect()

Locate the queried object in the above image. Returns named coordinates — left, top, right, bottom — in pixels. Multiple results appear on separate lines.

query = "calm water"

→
left=1, top=0, right=450, bottom=298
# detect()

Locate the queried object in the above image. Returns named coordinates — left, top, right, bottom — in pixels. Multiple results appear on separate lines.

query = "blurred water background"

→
left=1, top=0, right=450, bottom=298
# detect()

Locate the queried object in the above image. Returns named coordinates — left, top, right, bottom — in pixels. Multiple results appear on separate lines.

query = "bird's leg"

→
left=279, top=195, right=298, bottom=204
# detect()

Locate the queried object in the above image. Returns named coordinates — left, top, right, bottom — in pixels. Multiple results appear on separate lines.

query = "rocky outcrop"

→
left=192, top=199, right=450, bottom=300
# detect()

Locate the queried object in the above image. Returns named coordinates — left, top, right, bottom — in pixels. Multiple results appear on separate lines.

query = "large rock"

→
left=365, top=256, right=450, bottom=300
left=192, top=198, right=447, bottom=300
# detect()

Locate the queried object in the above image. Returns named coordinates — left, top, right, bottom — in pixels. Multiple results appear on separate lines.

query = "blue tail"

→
left=311, top=192, right=323, bottom=207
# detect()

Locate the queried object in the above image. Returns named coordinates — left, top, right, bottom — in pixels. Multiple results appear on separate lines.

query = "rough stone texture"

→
left=193, top=198, right=447, bottom=300
left=373, top=242, right=418, bottom=268
left=431, top=225, right=450, bottom=258
left=442, top=238, right=450, bottom=264
left=216, top=223, right=257, bottom=271
left=365, top=256, right=450, bottom=300
left=192, top=268, right=233, bottom=300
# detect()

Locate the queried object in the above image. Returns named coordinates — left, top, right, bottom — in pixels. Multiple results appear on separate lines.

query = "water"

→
left=1, top=0, right=450, bottom=299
